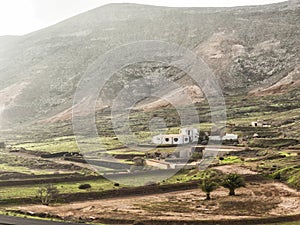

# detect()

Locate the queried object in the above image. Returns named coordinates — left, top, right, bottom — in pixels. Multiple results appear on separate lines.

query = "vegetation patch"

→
left=219, top=156, right=242, bottom=165
left=271, top=165, right=300, bottom=189
left=249, top=139, right=299, bottom=148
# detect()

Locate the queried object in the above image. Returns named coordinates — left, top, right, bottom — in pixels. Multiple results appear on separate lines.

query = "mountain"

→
left=0, top=1, right=300, bottom=127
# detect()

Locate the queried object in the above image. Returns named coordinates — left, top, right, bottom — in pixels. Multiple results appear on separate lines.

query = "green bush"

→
left=78, top=184, right=92, bottom=190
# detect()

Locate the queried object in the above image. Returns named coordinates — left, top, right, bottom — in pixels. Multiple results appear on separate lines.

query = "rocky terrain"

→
left=0, top=1, right=300, bottom=128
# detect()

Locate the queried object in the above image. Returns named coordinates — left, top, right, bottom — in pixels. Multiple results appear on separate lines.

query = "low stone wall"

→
left=0, top=175, right=101, bottom=187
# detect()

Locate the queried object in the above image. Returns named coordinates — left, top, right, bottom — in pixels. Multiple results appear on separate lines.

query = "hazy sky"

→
left=0, top=0, right=287, bottom=36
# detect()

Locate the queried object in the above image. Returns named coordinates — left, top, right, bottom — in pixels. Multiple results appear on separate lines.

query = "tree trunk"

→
left=229, top=188, right=235, bottom=196
left=206, top=193, right=211, bottom=200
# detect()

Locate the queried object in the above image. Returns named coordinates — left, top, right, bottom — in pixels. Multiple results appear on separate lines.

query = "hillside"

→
left=0, top=1, right=300, bottom=127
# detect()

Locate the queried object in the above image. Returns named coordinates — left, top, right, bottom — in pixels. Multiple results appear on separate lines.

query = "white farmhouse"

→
left=152, top=128, right=199, bottom=145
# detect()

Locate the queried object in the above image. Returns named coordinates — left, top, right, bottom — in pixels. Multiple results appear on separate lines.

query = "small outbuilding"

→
left=208, top=133, right=238, bottom=141
left=251, top=120, right=271, bottom=128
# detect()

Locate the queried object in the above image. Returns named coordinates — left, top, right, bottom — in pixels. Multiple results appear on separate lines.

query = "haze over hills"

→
left=0, top=1, right=300, bottom=128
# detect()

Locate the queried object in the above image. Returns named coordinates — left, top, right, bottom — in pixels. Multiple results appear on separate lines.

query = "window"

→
left=185, top=138, right=189, bottom=142
left=165, top=138, right=170, bottom=142
left=174, top=138, right=178, bottom=142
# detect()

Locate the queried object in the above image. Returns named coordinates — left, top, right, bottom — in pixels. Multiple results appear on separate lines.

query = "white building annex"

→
left=209, top=133, right=238, bottom=141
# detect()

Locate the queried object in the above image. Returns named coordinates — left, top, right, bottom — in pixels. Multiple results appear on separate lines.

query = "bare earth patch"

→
left=214, top=165, right=258, bottom=175
left=17, top=181, right=300, bottom=223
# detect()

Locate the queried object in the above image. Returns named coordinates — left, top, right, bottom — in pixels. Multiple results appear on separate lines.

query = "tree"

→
left=200, top=179, right=218, bottom=200
left=222, top=174, right=246, bottom=196
left=37, top=184, right=59, bottom=205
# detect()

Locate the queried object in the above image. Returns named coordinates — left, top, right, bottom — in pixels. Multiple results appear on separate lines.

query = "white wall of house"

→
left=208, top=136, right=222, bottom=141
left=162, top=135, right=173, bottom=145
left=152, top=135, right=162, bottom=145
left=152, top=127, right=199, bottom=145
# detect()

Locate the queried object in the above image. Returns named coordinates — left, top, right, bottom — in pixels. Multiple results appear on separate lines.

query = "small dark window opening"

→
left=165, top=138, right=170, bottom=142
left=174, top=138, right=178, bottom=142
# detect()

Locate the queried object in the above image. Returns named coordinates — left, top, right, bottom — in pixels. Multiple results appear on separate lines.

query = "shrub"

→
left=78, top=184, right=92, bottom=190
left=37, top=184, right=59, bottom=205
